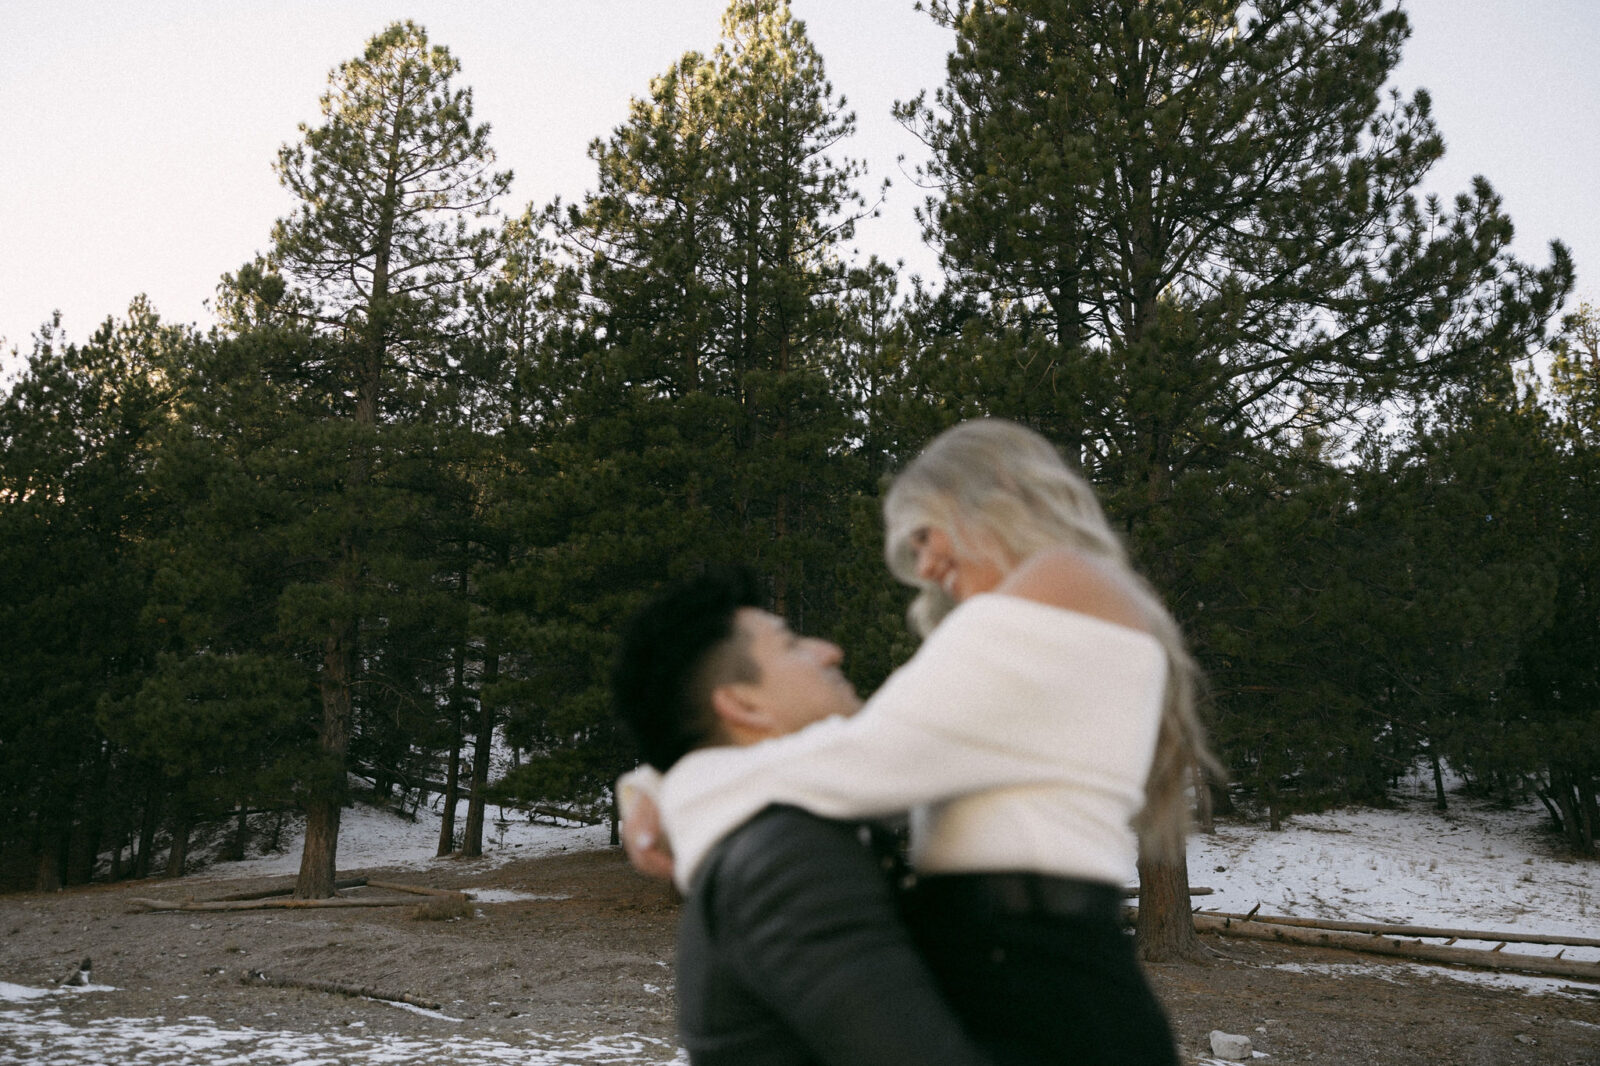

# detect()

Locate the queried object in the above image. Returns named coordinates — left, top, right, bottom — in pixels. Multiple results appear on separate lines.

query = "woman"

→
left=629, top=419, right=1215, bottom=1065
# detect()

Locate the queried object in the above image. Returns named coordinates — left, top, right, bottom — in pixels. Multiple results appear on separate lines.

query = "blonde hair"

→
left=883, top=418, right=1221, bottom=858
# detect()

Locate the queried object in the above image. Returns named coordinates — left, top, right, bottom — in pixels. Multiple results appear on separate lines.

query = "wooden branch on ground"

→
left=131, top=896, right=419, bottom=912
left=365, top=880, right=464, bottom=898
left=129, top=880, right=464, bottom=912
left=1198, top=910, right=1600, bottom=949
left=522, top=804, right=603, bottom=826
left=1186, top=912, right=1600, bottom=982
left=1123, top=886, right=1213, bottom=897
left=209, top=878, right=368, bottom=903
left=242, top=968, right=440, bottom=1011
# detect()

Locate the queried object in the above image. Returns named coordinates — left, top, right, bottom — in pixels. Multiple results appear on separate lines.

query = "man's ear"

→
left=708, top=682, right=770, bottom=740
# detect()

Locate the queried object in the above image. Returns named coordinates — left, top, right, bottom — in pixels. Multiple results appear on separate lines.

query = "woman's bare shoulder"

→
left=996, top=547, right=1151, bottom=634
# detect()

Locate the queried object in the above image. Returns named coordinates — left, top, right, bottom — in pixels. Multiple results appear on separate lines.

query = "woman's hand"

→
left=622, top=792, right=676, bottom=881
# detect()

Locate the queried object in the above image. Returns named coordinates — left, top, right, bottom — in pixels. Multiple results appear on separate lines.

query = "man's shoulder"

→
left=694, top=805, right=881, bottom=902
left=716, top=805, right=862, bottom=867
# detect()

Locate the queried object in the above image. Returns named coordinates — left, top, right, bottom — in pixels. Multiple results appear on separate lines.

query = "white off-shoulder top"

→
left=649, top=593, right=1168, bottom=893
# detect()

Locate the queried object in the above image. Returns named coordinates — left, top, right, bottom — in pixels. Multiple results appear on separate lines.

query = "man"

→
left=611, top=568, right=991, bottom=1066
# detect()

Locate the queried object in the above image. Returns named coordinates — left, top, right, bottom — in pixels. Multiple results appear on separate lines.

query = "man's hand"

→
left=622, top=792, right=676, bottom=881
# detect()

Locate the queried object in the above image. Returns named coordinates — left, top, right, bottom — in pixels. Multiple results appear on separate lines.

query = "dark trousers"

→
left=903, top=875, right=1180, bottom=1066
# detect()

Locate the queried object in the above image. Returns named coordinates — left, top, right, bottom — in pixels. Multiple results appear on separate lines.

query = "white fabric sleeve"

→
left=659, top=594, right=1166, bottom=890
left=616, top=764, right=663, bottom=823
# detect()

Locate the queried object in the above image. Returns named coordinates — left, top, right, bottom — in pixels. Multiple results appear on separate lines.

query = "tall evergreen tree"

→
left=905, top=0, right=1571, bottom=481
left=265, top=20, right=509, bottom=897
left=495, top=0, right=876, bottom=813
left=901, top=0, right=1573, bottom=958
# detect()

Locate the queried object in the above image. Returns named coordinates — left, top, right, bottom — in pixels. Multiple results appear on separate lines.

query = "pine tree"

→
left=496, top=0, right=876, bottom=812
left=901, top=0, right=1573, bottom=959
left=265, top=20, right=509, bottom=897
left=1514, top=304, right=1600, bottom=854
left=438, top=209, right=567, bottom=856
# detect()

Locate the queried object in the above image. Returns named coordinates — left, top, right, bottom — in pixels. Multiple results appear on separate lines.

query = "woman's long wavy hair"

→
left=883, top=418, right=1221, bottom=859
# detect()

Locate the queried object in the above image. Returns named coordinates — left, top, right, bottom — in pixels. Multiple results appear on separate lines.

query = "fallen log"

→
left=1189, top=912, right=1600, bottom=982
left=242, top=968, right=440, bottom=1010
left=209, top=878, right=368, bottom=903
left=1198, top=910, right=1600, bottom=949
left=130, top=879, right=465, bottom=912
left=522, top=804, right=603, bottom=826
left=365, top=880, right=464, bottom=899
left=130, top=896, right=421, bottom=912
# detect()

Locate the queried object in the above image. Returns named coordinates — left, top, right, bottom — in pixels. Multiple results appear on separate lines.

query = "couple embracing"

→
left=612, top=419, right=1216, bottom=1066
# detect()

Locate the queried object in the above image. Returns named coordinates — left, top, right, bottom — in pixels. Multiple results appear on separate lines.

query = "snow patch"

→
left=190, top=800, right=612, bottom=881
left=0, top=1012, right=687, bottom=1064
left=1188, top=792, right=1600, bottom=972
left=0, top=982, right=117, bottom=1004
left=464, top=888, right=574, bottom=904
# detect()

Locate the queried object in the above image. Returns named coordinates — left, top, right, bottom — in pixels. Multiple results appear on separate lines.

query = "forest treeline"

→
left=3, top=1, right=1597, bottom=899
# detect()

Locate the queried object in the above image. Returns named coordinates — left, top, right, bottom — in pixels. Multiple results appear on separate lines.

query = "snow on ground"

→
left=5, top=773, right=1597, bottom=1063
left=0, top=983, right=118, bottom=1004
left=189, top=796, right=614, bottom=882
left=1189, top=775, right=1599, bottom=979
left=467, top=888, right=574, bottom=903
left=0, top=1008, right=687, bottom=1065
left=1187, top=765, right=1599, bottom=1001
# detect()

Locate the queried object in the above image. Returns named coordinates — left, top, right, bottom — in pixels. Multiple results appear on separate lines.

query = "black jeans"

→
left=903, top=875, right=1180, bottom=1066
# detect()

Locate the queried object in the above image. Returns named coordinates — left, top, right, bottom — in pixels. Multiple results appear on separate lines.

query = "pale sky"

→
left=3, top=1, right=1595, bottom=380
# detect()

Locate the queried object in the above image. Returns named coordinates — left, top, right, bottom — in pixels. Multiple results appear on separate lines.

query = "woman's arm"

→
left=616, top=766, right=675, bottom=880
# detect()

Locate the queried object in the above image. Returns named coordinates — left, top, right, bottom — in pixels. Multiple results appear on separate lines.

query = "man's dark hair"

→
left=612, top=566, right=763, bottom=770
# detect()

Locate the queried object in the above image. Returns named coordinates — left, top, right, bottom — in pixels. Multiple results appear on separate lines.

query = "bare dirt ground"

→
left=2, top=846, right=1597, bottom=1065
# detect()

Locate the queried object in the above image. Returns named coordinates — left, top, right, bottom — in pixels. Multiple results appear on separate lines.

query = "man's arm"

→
left=709, top=807, right=991, bottom=1066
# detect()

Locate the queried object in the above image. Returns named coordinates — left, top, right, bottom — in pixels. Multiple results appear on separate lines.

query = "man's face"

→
left=724, top=608, right=862, bottom=738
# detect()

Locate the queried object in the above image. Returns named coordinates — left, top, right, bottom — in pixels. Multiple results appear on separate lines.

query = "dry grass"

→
left=408, top=892, right=473, bottom=921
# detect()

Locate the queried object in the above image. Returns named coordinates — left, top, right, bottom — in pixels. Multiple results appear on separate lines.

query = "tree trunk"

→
left=133, top=785, right=162, bottom=880
left=1208, top=773, right=1235, bottom=816
left=1193, top=759, right=1215, bottom=834
left=297, top=797, right=342, bottom=899
left=462, top=636, right=499, bottom=858
left=227, top=803, right=250, bottom=862
left=165, top=802, right=193, bottom=878
left=1536, top=785, right=1564, bottom=833
left=1430, top=750, right=1448, bottom=812
left=67, top=819, right=98, bottom=887
left=437, top=712, right=463, bottom=857
left=772, top=491, right=789, bottom=617
left=1553, top=772, right=1598, bottom=856
left=35, top=847, right=61, bottom=893
left=1546, top=770, right=1598, bottom=856
left=438, top=624, right=467, bottom=857
left=1579, top=777, right=1598, bottom=855
left=297, top=622, right=355, bottom=898
left=69, top=744, right=111, bottom=884
left=1134, top=849, right=1202, bottom=962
